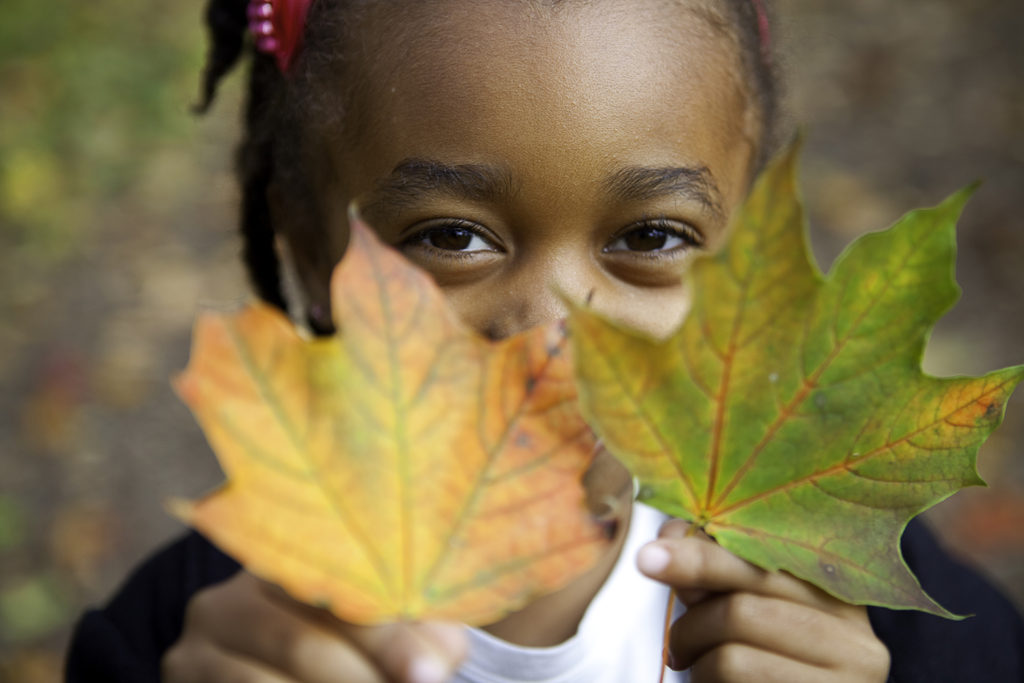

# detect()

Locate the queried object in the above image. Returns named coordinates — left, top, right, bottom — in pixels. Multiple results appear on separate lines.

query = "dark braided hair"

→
left=198, top=0, right=289, bottom=312
left=197, top=0, right=781, bottom=320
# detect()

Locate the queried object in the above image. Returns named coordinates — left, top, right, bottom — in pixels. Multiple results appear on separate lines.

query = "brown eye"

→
left=605, top=220, right=701, bottom=254
left=428, top=227, right=474, bottom=250
left=624, top=226, right=669, bottom=251
left=403, top=220, right=500, bottom=255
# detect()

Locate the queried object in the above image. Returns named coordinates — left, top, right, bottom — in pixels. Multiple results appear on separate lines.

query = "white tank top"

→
left=453, top=503, right=689, bottom=683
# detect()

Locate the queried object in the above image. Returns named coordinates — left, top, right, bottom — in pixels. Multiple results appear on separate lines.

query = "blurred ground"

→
left=1, top=0, right=1022, bottom=678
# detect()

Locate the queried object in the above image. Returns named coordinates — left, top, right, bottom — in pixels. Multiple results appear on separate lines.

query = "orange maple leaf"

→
left=172, top=218, right=609, bottom=625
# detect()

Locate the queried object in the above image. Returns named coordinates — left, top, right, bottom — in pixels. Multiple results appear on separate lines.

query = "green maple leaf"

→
left=568, top=144, right=1023, bottom=617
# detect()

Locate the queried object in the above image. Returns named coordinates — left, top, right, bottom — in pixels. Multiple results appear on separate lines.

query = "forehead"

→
left=315, top=0, right=754, bottom=207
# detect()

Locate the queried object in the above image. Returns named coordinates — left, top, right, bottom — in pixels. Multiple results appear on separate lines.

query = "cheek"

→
left=596, top=285, right=693, bottom=340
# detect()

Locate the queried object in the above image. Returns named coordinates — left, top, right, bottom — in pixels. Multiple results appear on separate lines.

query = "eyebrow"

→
left=365, top=158, right=516, bottom=212
left=361, top=158, right=723, bottom=219
left=604, top=165, right=723, bottom=218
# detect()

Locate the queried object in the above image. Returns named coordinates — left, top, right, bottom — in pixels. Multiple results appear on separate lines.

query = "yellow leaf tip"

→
left=553, top=285, right=587, bottom=312
left=170, top=369, right=196, bottom=404
left=765, top=133, right=804, bottom=176
left=165, top=497, right=196, bottom=525
left=347, top=199, right=364, bottom=227
left=939, top=182, right=980, bottom=216
left=346, top=203, right=386, bottom=253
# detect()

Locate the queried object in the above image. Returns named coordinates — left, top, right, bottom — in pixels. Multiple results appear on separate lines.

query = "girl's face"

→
left=284, top=0, right=758, bottom=340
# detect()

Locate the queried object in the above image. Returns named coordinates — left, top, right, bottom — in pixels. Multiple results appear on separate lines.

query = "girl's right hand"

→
left=161, top=572, right=467, bottom=683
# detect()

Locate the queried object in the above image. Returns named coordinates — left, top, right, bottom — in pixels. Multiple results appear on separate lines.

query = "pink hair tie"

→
left=248, top=0, right=314, bottom=73
left=750, top=0, right=772, bottom=61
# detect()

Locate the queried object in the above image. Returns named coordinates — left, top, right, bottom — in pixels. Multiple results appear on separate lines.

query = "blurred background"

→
left=0, top=0, right=1021, bottom=678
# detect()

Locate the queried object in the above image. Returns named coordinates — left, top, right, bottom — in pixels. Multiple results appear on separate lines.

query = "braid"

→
left=196, top=0, right=250, bottom=114
left=238, top=56, right=289, bottom=311
left=199, top=0, right=288, bottom=311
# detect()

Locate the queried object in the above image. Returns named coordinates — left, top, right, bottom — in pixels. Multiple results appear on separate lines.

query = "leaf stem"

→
left=659, top=590, right=673, bottom=683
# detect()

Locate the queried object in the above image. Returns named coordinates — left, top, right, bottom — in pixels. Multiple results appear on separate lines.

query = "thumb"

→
left=637, top=519, right=717, bottom=606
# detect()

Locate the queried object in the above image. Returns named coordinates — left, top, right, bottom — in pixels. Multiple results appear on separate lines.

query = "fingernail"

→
left=408, top=657, right=448, bottom=683
left=667, top=650, right=679, bottom=670
left=637, top=543, right=671, bottom=575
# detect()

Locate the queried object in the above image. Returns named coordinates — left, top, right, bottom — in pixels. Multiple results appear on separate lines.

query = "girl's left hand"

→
left=637, top=519, right=891, bottom=683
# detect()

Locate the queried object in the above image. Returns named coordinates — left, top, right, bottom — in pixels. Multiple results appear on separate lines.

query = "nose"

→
left=476, top=249, right=595, bottom=340
left=480, top=288, right=566, bottom=341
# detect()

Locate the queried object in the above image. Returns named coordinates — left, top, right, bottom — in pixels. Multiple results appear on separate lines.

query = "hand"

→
left=162, top=572, right=467, bottom=683
left=636, top=520, right=890, bottom=683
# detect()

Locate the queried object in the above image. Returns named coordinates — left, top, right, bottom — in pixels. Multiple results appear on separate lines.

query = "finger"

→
left=690, top=642, right=829, bottom=683
left=259, top=577, right=468, bottom=683
left=162, top=640, right=293, bottom=683
left=636, top=536, right=846, bottom=613
left=336, top=619, right=468, bottom=683
left=669, top=592, right=871, bottom=671
left=653, top=520, right=719, bottom=604
left=190, top=573, right=385, bottom=682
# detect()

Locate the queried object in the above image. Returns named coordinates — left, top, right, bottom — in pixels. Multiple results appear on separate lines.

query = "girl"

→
left=67, top=0, right=1024, bottom=681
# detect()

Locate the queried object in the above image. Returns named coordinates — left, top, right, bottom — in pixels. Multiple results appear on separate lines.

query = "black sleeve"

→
left=868, top=519, right=1024, bottom=682
left=65, top=532, right=240, bottom=683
